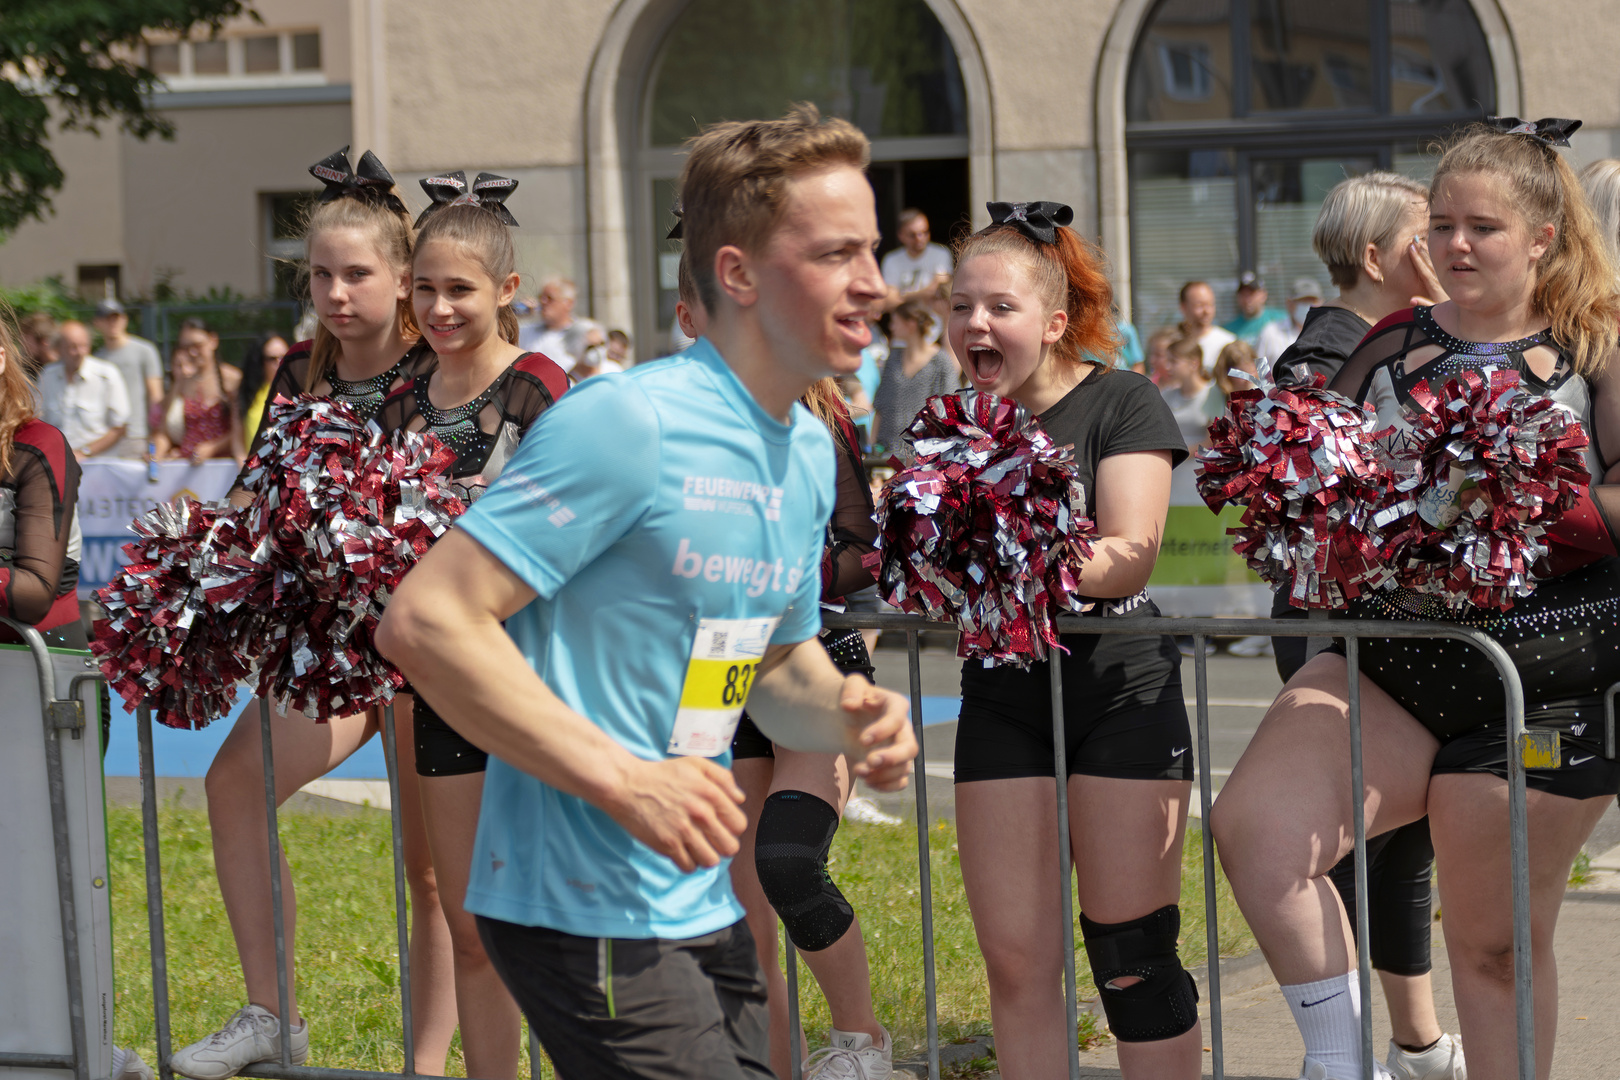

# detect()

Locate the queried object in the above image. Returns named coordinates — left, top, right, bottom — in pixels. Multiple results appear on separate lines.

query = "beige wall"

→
left=120, top=102, right=349, bottom=296
left=0, top=121, right=126, bottom=289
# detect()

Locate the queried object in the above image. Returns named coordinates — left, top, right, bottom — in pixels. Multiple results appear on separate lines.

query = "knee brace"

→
left=753, top=791, right=854, bottom=952
left=1079, top=904, right=1200, bottom=1042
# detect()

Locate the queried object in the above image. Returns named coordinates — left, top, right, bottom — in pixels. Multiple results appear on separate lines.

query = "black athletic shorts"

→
left=413, top=694, right=488, bottom=777
left=477, top=915, right=771, bottom=1080
left=1322, top=558, right=1620, bottom=800
left=730, top=627, right=876, bottom=761
left=955, top=601, right=1194, bottom=783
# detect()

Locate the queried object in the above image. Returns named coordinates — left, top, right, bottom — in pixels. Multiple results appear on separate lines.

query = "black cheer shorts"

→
left=1323, top=557, right=1620, bottom=800
left=955, top=602, right=1193, bottom=784
left=413, top=694, right=489, bottom=777
left=731, top=627, right=876, bottom=761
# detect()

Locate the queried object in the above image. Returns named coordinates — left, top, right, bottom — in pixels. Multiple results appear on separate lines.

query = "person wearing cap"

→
left=1254, top=277, right=1325, bottom=378
left=1221, top=269, right=1288, bottom=347
left=92, top=298, right=163, bottom=458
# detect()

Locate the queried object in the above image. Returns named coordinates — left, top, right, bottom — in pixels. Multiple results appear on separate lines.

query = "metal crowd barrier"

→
left=96, top=612, right=1555, bottom=1080
left=0, top=615, right=98, bottom=1080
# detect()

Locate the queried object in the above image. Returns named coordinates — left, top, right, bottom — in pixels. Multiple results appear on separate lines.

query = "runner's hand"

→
left=610, top=757, right=747, bottom=872
left=840, top=676, right=917, bottom=792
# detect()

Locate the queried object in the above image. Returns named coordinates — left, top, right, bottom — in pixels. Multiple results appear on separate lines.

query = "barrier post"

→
left=1193, top=637, right=1223, bottom=1079
left=380, top=705, right=416, bottom=1075
left=138, top=705, right=176, bottom=1080
left=258, top=698, right=295, bottom=1065
left=1344, top=637, right=1375, bottom=1078
left=1049, top=648, right=1081, bottom=1080
left=785, top=939, right=802, bottom=1080
left=1506, top=664, right=1534, bottom=1080
left=906, top=630, right=940, bottom=1080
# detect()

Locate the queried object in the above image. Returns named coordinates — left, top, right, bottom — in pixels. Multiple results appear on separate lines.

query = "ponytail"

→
left=953, top=221, right=1121, bottom=367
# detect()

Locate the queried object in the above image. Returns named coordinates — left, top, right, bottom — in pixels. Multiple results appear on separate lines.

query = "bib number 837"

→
left=722, top=662, right=756, bottom=707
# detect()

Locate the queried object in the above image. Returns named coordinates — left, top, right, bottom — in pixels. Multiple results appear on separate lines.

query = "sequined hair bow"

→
left=308, top=146, right=408, bottom=215
left=1485, top=117, right=1582, bottom=148
left=415, top=171, right=521, bottom=228
left=985, top=201, right=1074, bottom=245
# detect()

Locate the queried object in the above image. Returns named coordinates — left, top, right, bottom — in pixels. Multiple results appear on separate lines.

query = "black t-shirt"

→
left=1271, top=306, right=1372, bottom=385
left=1036, top=366, right=1190, bottom=522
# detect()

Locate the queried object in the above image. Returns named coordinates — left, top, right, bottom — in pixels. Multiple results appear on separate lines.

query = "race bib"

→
left=667, top=616, right=780, bottom=756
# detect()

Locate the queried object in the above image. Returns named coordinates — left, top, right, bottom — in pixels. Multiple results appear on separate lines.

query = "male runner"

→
left=377, top=104, right=917, bottom=1079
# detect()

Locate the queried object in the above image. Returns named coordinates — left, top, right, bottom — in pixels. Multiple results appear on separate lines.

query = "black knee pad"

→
left=1079, top=904, right=1200, bottom=1042
left=753, top=790, right=854, bottom=952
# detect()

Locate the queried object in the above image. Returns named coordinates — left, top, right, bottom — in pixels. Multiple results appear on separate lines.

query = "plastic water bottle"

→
left=146, top=441, right=159, bottom=483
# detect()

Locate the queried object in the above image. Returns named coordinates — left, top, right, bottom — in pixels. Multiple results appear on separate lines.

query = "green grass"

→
left=108, top=802, right=1254, bottom=1073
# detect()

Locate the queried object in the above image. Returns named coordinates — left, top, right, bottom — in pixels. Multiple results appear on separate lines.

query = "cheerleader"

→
left=1212, top=120, right=1620, bottom=1080
left=172, top=149, right=455, bottom=1080
left=373, top=171, right=568, bottom=1080
left=949, top=202, right=1202, bottom=1079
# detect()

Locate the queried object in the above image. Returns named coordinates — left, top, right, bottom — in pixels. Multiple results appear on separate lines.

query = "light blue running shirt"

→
left=456, top=337, right=835, bottom=939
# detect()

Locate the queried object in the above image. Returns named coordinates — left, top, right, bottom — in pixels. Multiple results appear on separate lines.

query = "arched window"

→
left=1125, top=0, right=1495, bottom=331
left=635, top=0, right=971, bottom=350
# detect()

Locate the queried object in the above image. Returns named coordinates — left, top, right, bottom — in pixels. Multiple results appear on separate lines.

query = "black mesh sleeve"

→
left=231, top=350, right=314, bottom=499
left=820, top=409, right=878, bottom=602
left=1, top=436, right=79, bottom=625
left=1326, top=311, right=1427, bottom=405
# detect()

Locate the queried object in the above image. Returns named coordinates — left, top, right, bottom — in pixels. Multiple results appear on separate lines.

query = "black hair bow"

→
left=308, top=146, right=408, bottom=215
left=986, top=201, right=1073, bottom=244
left=415, top=171, right=521, bottom=228
left=1485, top=117, right=1582, bottom=148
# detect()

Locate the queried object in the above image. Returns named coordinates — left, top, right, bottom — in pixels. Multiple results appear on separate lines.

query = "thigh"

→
left=765, top=747, right=850, bottom=811
left=1070, top=775, right=1190, bottom=922
left=1428, top=773, right=1612, bottom=948
left=955, top=777, right=1064, bottom=964
left=1217, top=654, right=1436, bottom=872
left=210, top=698, right=380, bottom=802
left=419, top=771, right=486, bottom=921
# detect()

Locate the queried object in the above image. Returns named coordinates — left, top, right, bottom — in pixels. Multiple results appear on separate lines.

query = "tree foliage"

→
left=0, top=1, right=255, bottom=233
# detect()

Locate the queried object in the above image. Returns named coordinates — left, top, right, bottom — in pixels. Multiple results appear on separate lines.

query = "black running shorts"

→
left=477, top=915, right=771, bottom=1080
left=412, top=694, right=488, bottom=777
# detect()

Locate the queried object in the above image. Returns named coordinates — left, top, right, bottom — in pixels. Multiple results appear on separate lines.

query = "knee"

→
left=1080, top=905, right=1200, bottom=1043
left=753, top=791, right=854, bottom=952
left=406, top=863, right=442, bottom=911
left=978, top=933, right=1060, bottom=994
left=1459, top=939, right=1516, bottom=990
left=204, top=743, right=259, bottom=808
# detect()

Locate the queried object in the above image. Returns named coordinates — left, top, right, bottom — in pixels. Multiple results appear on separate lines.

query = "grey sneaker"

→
left=169, top=1005, right=309, bottom=1080
left=804, top=1027, right=892, bottom=1080
left=111, top=1046, right=154, bottom=1080
left=1299, top=1057, right=1394, bottom=1080
left=1386, top=1034, right=1465, bottom=1080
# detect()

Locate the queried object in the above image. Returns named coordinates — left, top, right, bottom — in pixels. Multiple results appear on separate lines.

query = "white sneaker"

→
left=1386, top=1034, right=1466, bottom=1080
left=111, top=1046, right=155, bottom=1080
left=842, top=796, right=903, bottom=827
left=169, top=1005, right=309, bottom=1080
left=804, top=1026, right=892, bottom=1079
left=1299, top=1056, right=1394, bottom=1080
left=1227, top=635, right=1275, bottom=658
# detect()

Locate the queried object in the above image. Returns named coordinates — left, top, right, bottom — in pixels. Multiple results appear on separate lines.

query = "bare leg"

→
left=389, top=699, right=458, bottom=1072
left=418, top=770, right=520, bottom=1080
left=1210, top=654, right=1436, bottom=986
left=1427, top=774, right=1611, bottom=1080
left=956, top=777, right=1070, bottom=1080
left=730, top=757, right=802, bottom=1080
left=766, top=749, right=884, bottom=1044
left=204, top=700, right=380, bottom=1021
left=1070, top=774, right=1202, bottom=1079
left=1378, top=971, right=1442, bottom=1049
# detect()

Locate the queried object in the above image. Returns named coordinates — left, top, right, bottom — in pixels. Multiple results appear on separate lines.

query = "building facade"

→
left=3, top=0, right=1617, bottom=356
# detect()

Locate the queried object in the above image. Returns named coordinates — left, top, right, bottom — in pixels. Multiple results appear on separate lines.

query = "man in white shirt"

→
left=880, top=208, right=953, bottom=309
left=1255, top=277, right=1325, bottom=380
left=1178, top=280, right=1236, bottom=375
left=517, top=277, right=603, bottom=371
left=38, top=321, right=130, bottom=460
left=92, top=298, right=163, bottom=456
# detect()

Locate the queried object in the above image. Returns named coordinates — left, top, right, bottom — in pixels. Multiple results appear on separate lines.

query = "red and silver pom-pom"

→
left=244, top=396, right=465, bottom=717
left=1196, top=378, right=1394, bottom=608
left=92, top=499, right=270, bottom=729
left=1374, top=369, right=1589, bottom=610
left=872, top=391, right=1097, bottom=667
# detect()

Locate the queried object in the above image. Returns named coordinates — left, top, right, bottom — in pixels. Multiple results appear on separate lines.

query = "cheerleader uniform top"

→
left=1323, top=305, right=1620, bottom=751
left=371, top=351, right=570, bottom=503
left=0, top=419, right=83, bottom=633
left=231, top=338, right=438, bottom=495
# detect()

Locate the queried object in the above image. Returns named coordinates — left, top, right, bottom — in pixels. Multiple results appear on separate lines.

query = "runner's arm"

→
left=748, top=637, right=916, bottom=791
left=376, top=529, right=747, bottom=872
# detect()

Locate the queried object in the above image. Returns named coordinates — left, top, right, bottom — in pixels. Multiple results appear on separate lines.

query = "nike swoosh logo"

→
left=1301, top=991, right=1345, bottom=1008
left=1172, top=746, right=1189, bottom=757
left=1569, top=755, right=1595, bottom=766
